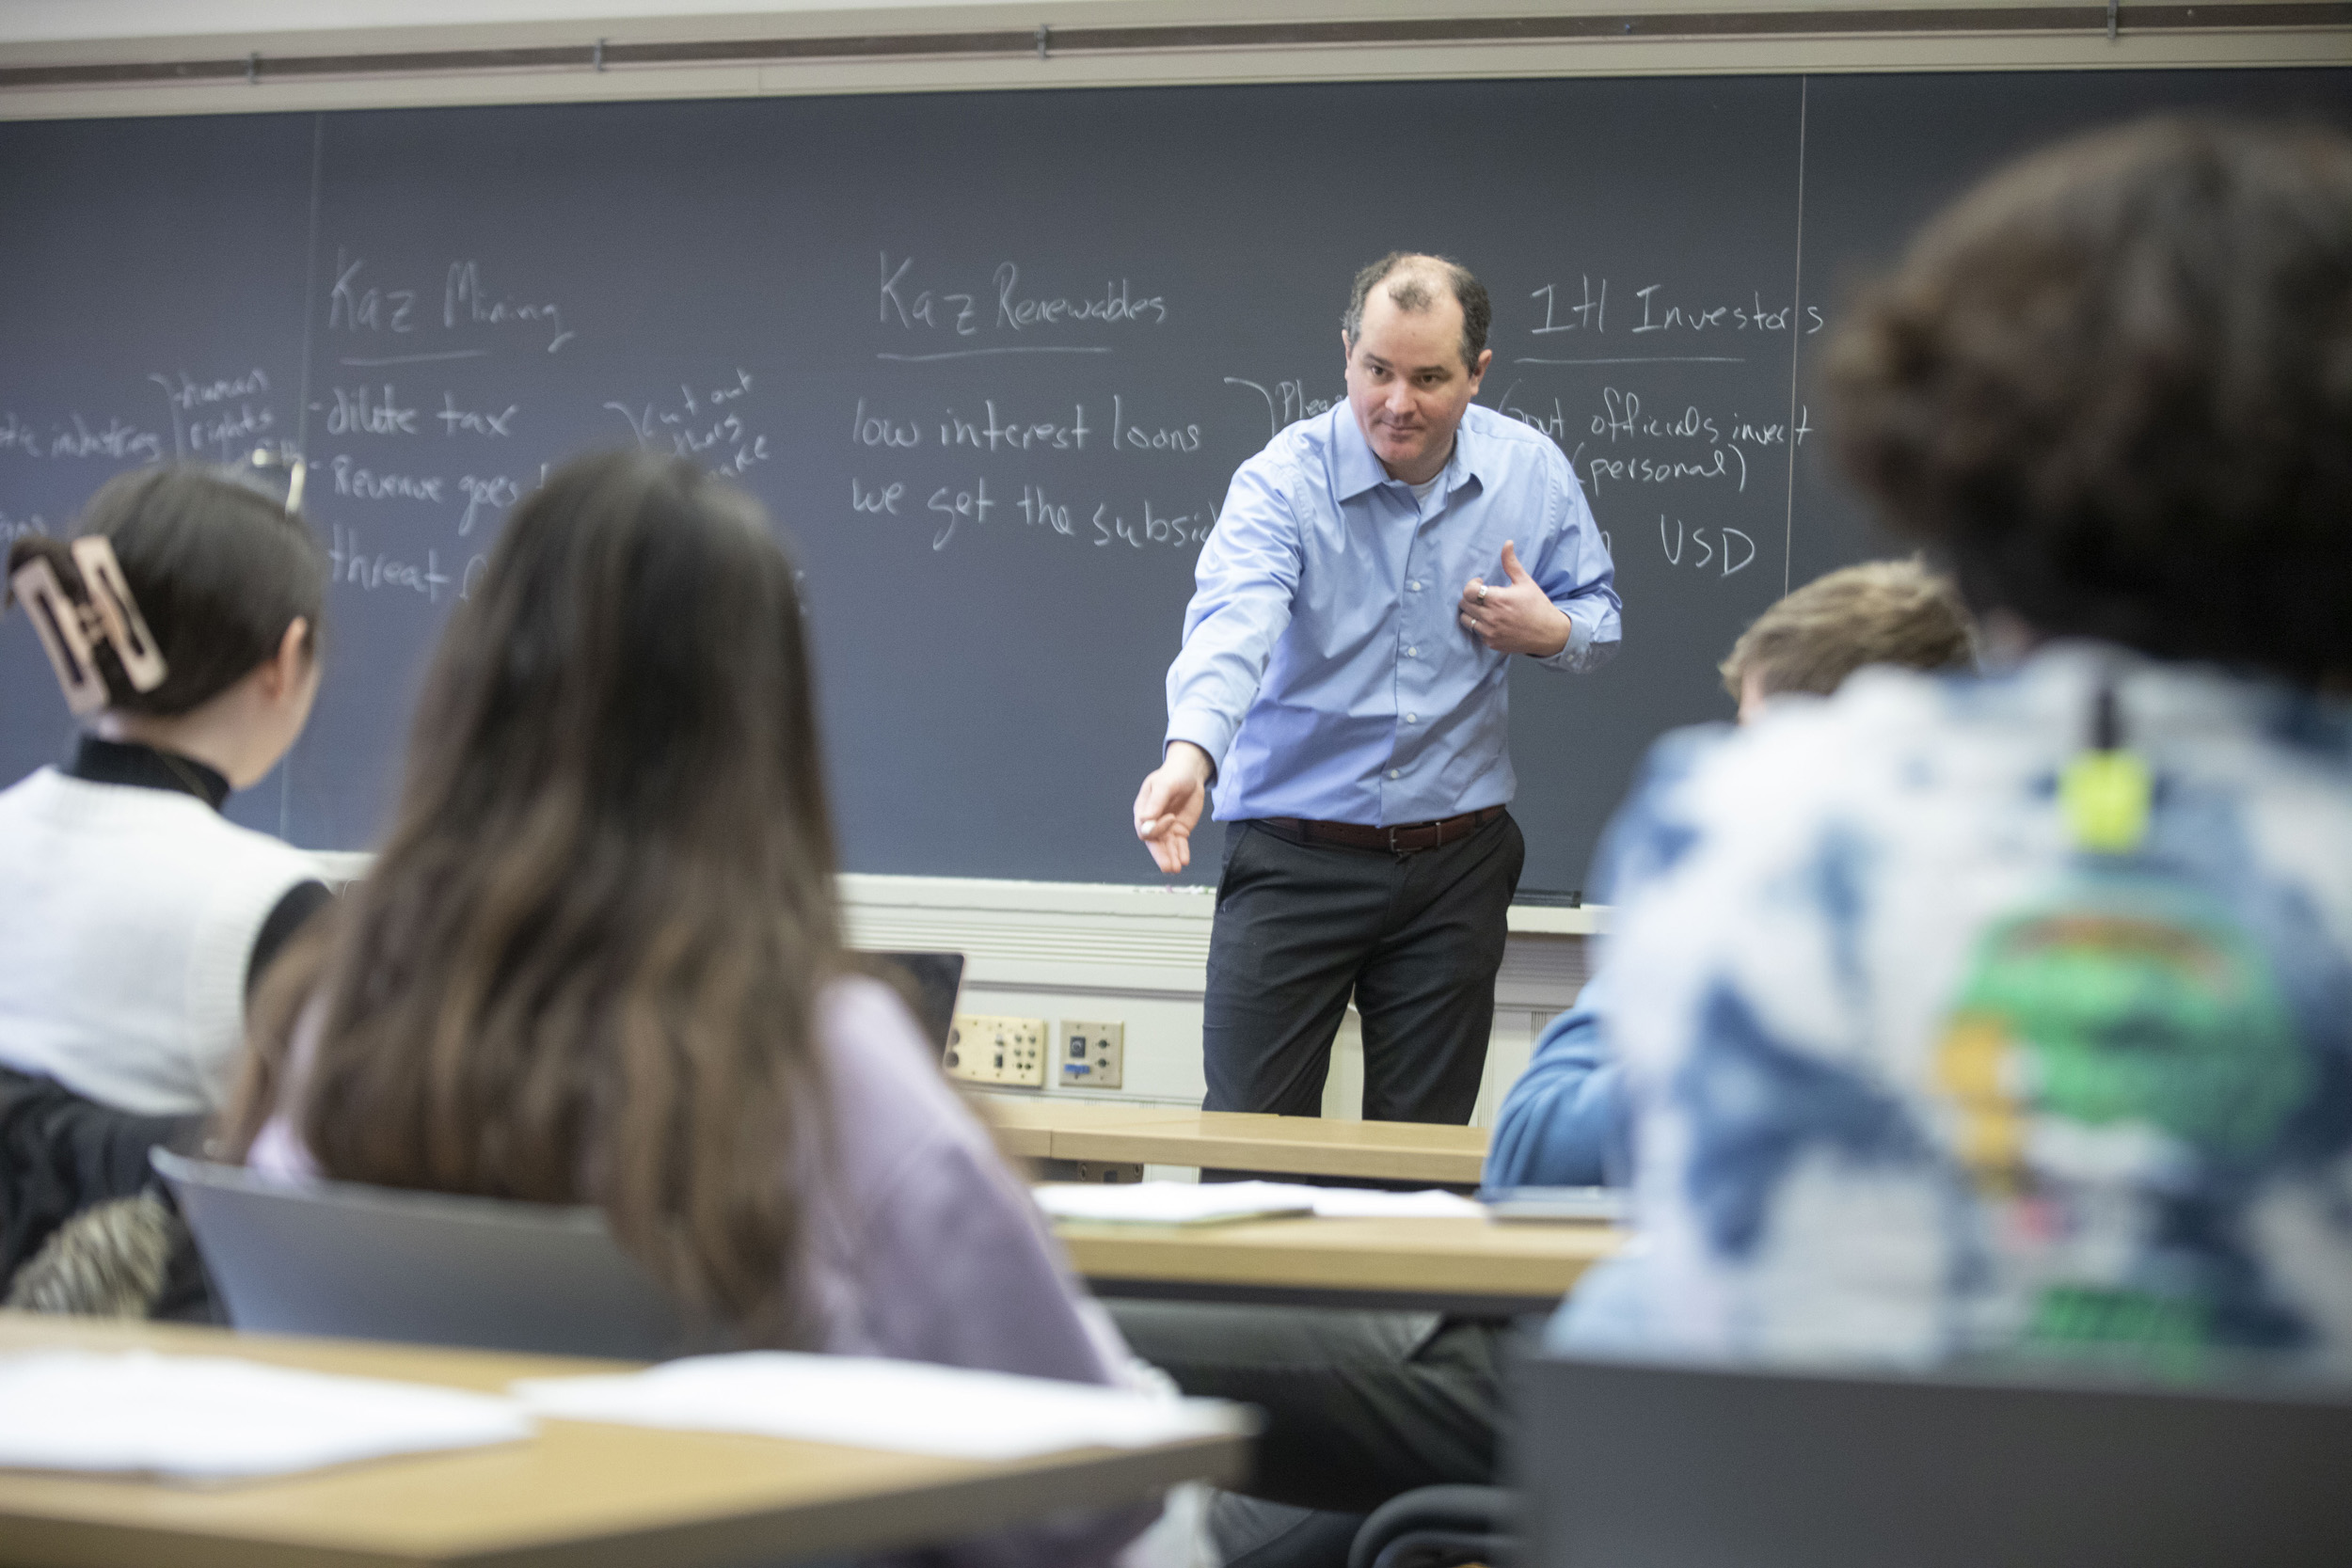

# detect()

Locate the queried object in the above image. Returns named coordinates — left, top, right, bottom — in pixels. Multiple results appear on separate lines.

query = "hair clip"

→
left=7, top=537, right=169, bottom=716
left=246, top=446, right=307, bottom=516
left=72, top=537, right=167, bottom=694
left=9, top=556, right=106, bottom=715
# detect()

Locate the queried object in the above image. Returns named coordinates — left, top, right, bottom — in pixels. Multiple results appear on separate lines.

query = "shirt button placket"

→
left=1391, top=540, right=1435, bottom=809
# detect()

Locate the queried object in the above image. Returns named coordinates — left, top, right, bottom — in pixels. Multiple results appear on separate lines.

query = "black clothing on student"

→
left=0, top=1067, right=215, bottom=1319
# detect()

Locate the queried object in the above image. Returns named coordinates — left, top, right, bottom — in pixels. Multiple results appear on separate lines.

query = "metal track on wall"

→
left=4, top=6, right=2347, bottom=90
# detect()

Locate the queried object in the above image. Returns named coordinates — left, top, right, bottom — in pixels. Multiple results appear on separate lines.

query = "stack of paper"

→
left=1290, top=1185, right=1486, bottom=1218
left=514, top=1353, right=1248, bottom=1460
left=1478, top=1185, right=1631, bottom=1223
left=1033, top=1182, right=1313, bottom=1226
left=1033, top=1180, right=1483, bottom=1226
left=0, top=1351, right=533, bottom=1480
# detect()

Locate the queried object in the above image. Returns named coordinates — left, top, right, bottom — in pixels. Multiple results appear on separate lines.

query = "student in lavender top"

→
left=1560, top=116, right=2352, bottom=1373
left=1486, top=558, right=1977, bottom=1192
left=225, top=451, right=1157, bottom=1568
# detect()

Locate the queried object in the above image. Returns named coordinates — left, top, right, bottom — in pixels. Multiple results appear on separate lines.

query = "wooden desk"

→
left=0, top=1315, right=1248, bottom=1568
left=978, top=1099, right=1489, bottom=1185
left=1056, top=1215, right=1620, bottom=1316
left=1056, top=1111, right=1488, bottom=1185
left=977, top=1097, right=1205, bottom=1163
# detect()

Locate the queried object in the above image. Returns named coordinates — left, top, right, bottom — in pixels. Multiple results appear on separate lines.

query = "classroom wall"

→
left=828, top=877, right=1597, bottom=1126
left=309, top=857, right=1600, bottom=1126
left=12, top=3, right=2344, bottom=1122
left=4, top=0, right=2344, bottom=121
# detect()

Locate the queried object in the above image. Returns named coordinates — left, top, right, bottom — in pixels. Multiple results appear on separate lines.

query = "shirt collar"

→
left=1329, top=404, right=1488, bottom=502
left=1331, top=407, right=1391, bottom=500
left=1449, top=409, right=1493, bottom=489
left=68, top=735, right=230, bottom=813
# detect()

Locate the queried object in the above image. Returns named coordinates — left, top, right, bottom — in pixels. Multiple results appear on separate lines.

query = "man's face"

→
left=1343, top=285, right=1490, bottom=486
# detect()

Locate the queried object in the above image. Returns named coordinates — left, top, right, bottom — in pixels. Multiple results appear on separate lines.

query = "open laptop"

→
left=863, top=950, right=965, bottom=1052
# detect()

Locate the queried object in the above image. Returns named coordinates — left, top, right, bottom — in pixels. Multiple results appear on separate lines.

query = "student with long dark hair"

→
left=0, top=464, right=327, bottom=1117
left=228, top=451, right=1150, bottom=1565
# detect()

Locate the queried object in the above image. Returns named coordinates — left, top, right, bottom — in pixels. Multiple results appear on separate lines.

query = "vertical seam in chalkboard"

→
left=294, top=115, right=325, bottom=462
left=1783, top=75, right=1808, bottom=599
left=286, top=112, right=326, bottom=844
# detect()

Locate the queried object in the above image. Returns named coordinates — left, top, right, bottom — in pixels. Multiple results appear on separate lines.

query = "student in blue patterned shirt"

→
left=1561, top=115, right=2352, bottom=1375
left=1115, top=568, right=1976, bottom=1568
left=1486, top=557, right=1978, bottom=1192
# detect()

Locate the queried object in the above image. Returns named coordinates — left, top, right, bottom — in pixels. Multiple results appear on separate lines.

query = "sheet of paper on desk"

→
left=1283, top=1184, right=1485, bottom=1218
left=0, top=1351, right=533, bottom=1481
left=1034, top=1180, right=1483, bottom=1225
left=1033, top=1181, right=1313, bottom=1226
left=513, top=1353, right=1248, bottom=1460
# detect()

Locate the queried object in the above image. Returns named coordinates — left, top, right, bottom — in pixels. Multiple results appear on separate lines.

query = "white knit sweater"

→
left=0, top=768, right=323, bottom=1115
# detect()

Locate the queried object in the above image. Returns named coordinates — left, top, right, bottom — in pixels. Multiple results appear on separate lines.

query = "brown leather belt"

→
left=1260, top=804, right=1505, bottom=854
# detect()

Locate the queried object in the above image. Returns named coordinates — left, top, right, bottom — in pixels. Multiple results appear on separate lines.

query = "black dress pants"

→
left=1202, top=812, right=1523, bottom=1123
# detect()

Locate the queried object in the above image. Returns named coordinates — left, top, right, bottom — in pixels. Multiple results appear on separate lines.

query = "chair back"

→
left=154, top=1151, right=685, bottom=1359
left=1517, top=1348, right=2352, bottom=1568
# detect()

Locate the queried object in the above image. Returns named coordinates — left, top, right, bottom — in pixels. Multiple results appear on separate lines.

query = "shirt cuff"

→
left=1533, top=607, right=1596, bottom=670
left=1164, top=711, right=1237, bottom=780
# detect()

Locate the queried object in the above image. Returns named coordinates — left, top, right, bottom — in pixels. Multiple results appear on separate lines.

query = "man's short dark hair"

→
left=1721, top=558, right=1976, bottom=701
left=1343, top=253, right=1491, bottom=372
left=1825, top=116, right=2352, bottom=688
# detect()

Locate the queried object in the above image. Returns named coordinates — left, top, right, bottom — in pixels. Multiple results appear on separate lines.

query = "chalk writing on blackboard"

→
left=849, top=468, right=1218, bottom=555
left=1221, top=377, right=1343, bottom=442
left=326, top=456, right=444, bottom=503
left=606, top=369, right=769, bottom=478
left=1528, top=277, right=1822, bottom=339
left=149, top=369, right=278, bottom=459
left=456, top=474, right=522, bottom=537
left=438, top=397, right=518, bottom=438
left=326, top=384, right=419, bottom=436
left=878, top=253, right=1168, bottom=341
left=0, top=411, right=166, bottom=465
left=1490, top=382, right=1814, bottom=498
left=1659, top=515, right=1757, bottom=578
left=326, top=523, right=470, bottom=602
left=329, top=251, right=576, bottom=357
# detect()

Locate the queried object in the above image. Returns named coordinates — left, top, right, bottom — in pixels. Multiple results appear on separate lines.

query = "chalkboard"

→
left=4, top=69, right=2346, bottom=890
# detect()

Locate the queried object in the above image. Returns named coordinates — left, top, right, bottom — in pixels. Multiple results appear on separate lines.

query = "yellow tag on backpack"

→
left=2059, top=750, right=2152, bottom=854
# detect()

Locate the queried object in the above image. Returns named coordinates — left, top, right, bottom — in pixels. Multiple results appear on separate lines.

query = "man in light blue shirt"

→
left=1133, top=252, right=1620, bottom=1122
